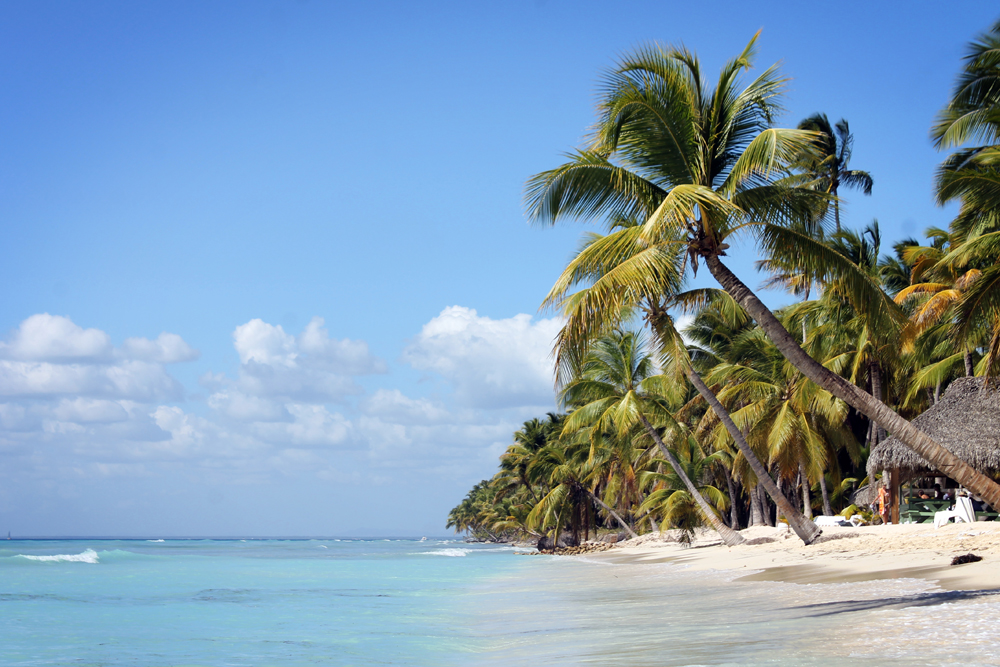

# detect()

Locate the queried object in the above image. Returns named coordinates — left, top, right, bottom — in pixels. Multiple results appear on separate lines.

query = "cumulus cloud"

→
left=119, top=333, right=199, bottom=363
left=0, top=314, right=199, bottom=364
left=0, top=309, right=553, bottom=498
left=359, top=389, right=450, bottom=426
left=226, top=317, right=386, bottom=403
left=208, top=390, right=289, bottom=422
left=0, top=313, right=113, bottom=362
left=191, top=317, right=383, bottom=454
left=0, top=314, right=204, bottom=476
left=0, top=315, right=196, bottom=402
left=233, top=319, right=297, bottom=367
left=400, top=306, right=561, bottom=409
left=53, top=398, right=131, bottom=424
left=252, top=404, right=354, bottom=448
left=0, top=358, right=183, bottom=401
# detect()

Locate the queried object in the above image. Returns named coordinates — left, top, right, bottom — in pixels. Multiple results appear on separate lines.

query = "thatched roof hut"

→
left=867, top=377, right=1000, bottom=480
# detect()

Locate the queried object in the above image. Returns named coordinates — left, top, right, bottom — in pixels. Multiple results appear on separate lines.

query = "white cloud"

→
left=252, top=404, right=354, bottom=448
left=151, top=405, right=201, bottom=443
left=0, top=310, right=551, bottom=504
left=119, top=333, right=199, bottom=363
left=400, top=306, right=561, bottom=409
left=0, top=314, right=112, bottom=362
left=360, top=389, right=450, bottom=425
left=53, top=398, right=130, bottom=424
left=0, top=359, right=183, bottom=401
left=0, top=315, right=196, bottom=402
left=233, top=319, right=297, bottom=367
left=223, top=317, right=386, bottom=403
left=298, top=317, right=386, bottom=375
left=208, top=390, right=289, bottom=422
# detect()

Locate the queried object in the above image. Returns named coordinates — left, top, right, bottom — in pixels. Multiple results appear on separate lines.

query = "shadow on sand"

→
left=787, top=587, right=1000, bottom=618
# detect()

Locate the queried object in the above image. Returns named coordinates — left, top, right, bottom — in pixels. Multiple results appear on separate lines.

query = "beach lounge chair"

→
left=815, top=515, right=851, bottom=527
left=933, top=496, right=977, bottom=528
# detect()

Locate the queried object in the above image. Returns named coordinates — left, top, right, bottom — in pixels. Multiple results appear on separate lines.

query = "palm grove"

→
left=448, top=23, right=1000, bottom=546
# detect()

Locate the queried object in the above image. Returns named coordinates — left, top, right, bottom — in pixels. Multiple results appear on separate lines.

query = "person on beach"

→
left=878, top=483, right=890, bottom=525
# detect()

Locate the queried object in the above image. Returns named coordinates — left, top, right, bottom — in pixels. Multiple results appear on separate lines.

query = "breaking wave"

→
left=416, top=548, right=469, bottom=557
left=14, top=549, right=100, bottom=564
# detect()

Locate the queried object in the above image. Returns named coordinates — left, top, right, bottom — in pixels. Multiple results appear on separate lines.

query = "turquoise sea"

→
left=2, top=538, right=999, bottom=666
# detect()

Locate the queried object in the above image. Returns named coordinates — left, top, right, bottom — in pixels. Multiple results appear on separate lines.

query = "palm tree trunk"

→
left=965, top=349, right=974, bottom=377
left=819, top=471, right=833, bottom=516
left=799, top=458, right=813, bottom=520
left=570, top=494, right=580, bottom=544
left=749, top=483, right=767, bottom=526
left=522, top=475, right=540, bottom=505
left=683, top=366, right=821, bottom=544
left=870, top=362, right=886, bottom=444
left=586, top=489, right=638, bottom=539
left=637, top=414, right=745, bottom=546
left=727, top=472, right=741, bottom=530
left=705, top=254, right=1000, bottom=511
left=635, top=507, right=660, bottom=533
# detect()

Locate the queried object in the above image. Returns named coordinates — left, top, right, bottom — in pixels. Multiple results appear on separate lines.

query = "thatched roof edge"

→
left=867, top=377, right=1000, bottom=477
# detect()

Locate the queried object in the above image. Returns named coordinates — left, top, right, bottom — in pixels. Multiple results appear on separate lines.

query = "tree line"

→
left=449, top=21, right=1000, bottom=545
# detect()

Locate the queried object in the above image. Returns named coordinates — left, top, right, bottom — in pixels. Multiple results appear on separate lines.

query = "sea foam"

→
left=417, top=548, right=469, bottom=557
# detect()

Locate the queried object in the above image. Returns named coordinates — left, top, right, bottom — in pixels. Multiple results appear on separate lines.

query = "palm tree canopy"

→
left=528, top=34, right=899, bottom=341
left=932, top=19, right=1000, bottom=150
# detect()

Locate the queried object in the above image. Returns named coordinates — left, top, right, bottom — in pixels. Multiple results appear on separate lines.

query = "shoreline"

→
left=580, top=522, right=1000, bottom=592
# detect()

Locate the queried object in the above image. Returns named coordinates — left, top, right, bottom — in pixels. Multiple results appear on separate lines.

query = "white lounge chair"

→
left=815, top=515, right=851, bottom=527
left=934, top=496, right=977, bottom=528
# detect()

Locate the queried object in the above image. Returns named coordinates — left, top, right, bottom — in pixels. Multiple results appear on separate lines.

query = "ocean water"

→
left=1, top=538, right=998, bottom=666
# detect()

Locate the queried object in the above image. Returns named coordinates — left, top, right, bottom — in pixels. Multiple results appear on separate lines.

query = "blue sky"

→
left=1, top=1, right=995, bottom=536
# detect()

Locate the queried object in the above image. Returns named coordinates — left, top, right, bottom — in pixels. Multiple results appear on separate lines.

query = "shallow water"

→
left=1, top=539, right=997, bottom=666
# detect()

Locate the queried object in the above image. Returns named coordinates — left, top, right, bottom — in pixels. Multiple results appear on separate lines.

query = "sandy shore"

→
left=589, top=521, right=1000, bottom=591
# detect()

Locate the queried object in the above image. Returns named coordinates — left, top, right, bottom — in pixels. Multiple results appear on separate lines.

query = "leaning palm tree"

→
left=795, top=114, right=873, bottom=233
left=526, top=437, right=638, bottom=542
left=704, top=326, right=856, bottom=520
left=543, top=218, right=822, bottom=542
left=640, top=430, right=731, bottom=544
left=560, top=330, right=745, bottom=545
left=526, top=34, right=1000, bottom=509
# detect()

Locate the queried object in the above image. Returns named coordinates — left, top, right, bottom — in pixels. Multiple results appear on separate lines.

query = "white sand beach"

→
left=592, top=522, right=1000, bottom=591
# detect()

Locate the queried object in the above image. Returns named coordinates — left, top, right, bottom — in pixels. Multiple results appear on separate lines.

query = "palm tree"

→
left=560, top=330, right=745, bottom=545
left=542, top=217, right=822, bottom=542
left=795, top=114, right=873, bottom=233
left=639, top=430, right=730, bottom=543
left=703, top=325, right=856, bottom=520
left=495, top=417, right=557, bottom=506
left=933, top=19, right=1000, bottom=381
left=526, top=437, right=638, bottom=542
left=526, top=35, right=1000, bottom=509
left=894, top=228, right=983, bottom=376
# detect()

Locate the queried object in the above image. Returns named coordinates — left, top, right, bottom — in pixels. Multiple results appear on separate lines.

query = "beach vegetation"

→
left=449, top=20, right=1000, bottom=543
